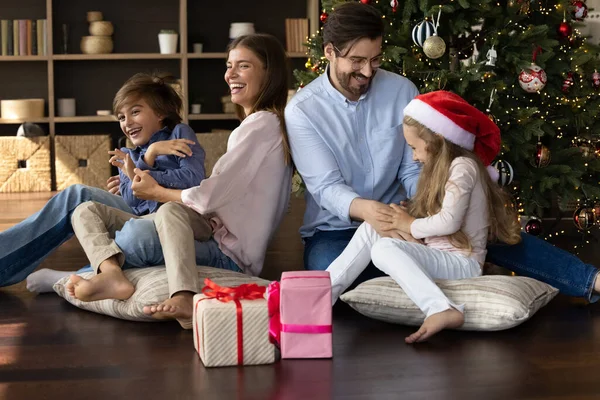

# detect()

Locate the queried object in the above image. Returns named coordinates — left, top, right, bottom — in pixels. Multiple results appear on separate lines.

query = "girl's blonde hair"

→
left=404, top=116, right=522, bottom=252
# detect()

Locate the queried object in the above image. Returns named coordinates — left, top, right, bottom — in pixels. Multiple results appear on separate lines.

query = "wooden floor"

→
left=1, top=193, right=600, bottom=400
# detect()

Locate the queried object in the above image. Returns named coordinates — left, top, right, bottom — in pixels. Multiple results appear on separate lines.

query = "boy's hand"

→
left=145, top=139, right=195, bottom=167
left=106, top=175, right=121, bottom=195
left=131, top=168, right=161, bottom=201
left=109, top=148, right=135, bottom=180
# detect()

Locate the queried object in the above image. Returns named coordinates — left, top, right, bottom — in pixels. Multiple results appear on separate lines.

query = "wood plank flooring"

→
left=1, top=192, right=600, bottom=400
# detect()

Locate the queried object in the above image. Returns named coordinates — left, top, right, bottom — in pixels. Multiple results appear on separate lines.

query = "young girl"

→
left=7, top=73, right=206, bottom=292
left=68, top=34, right=293, bottom=329
left=327, top=91, right=522, bottom=343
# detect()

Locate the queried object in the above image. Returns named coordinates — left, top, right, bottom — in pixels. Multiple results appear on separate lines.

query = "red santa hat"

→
left=403, top=90, right=501, bottom=181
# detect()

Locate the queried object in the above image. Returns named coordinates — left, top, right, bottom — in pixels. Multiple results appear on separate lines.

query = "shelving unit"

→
left=0, top=0, right=317, bottom=188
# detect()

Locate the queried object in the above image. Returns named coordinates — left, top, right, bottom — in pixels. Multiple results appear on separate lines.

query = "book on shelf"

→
left=0, top=19, right=46, bottom=56
left=285, top=18, right=308, bottom=53
left=1, top=20, right=7, bottom=56
left=19, top=20, right=26, bottom=56
left=13, top=19, right=18, bottom=56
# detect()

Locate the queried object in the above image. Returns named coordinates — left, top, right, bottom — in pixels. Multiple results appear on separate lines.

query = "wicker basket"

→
left=54, top=135, right=111, bottom=190
left=81, top=36, right=113, bottom=54
left=89, top=21, right=114, bottom=36
left=196, top=131, right=231, bottom=176
left=1, top=99, right=45, bottom=119
left=87, top=11, right=103, bottom=23
left=0, top=136, right=51, bottom=192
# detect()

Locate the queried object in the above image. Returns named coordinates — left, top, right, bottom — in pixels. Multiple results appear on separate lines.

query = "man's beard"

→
left=335, top=68, right=375, bottom=97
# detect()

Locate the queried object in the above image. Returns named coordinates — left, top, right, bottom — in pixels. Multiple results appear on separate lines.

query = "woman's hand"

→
left=145, top=139, right=196, bottom=167
left=131, top=169, right=162, bottom=201
left=108, top=149, right=135, bottom=180
left=379, top=203, right=416, bottom=233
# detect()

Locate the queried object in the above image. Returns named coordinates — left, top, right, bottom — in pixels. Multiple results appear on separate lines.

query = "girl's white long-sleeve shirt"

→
left=181, top=111, right=292, bottom=276
left=410, top=157, right=489, bottom=265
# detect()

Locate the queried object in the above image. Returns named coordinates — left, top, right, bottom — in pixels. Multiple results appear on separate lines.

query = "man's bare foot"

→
left=65, top=269, right=135, bottom=302
left=405, top=308, right=464, bottom=344
left=143, top=293, right=194, bottom=329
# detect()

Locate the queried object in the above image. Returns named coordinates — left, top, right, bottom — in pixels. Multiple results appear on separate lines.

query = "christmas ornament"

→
left=594, top=203, right=600, bottom=225
left=320, top=12, right=328, bottom=23
left=305, top=60, right=312, bottom=69
left=573, top=205, right=595, bottom=230
left=524, top=218, right=543, bottom=236
left=576, top=140, right=593, bottom=158
left=486, top=45, right=497, bottom=67
left=558, top=20, right=572, bottom=38
left=533, top=141, right=551, bottom=168
left=411, top=20, right=435, bottom=47
left=572, top=0, right=588, bottom=21
left=311, top=63, right=320, bottom=72
left=390, top=0, right=398, bottom=12
left=360, top=0, right=371, bottom=3
left=592, top=70, right=600, bottom=89
left=519, top=64, right=547, bottom=92
left=423, top=35, right=446, bottom=59
left=485, top=88, right=497, bottom=124
left=422, top=7, right=445, bottom=59
left=519, top=46, right=546, bottom=93
left=491, top=160, right=514, bottom=186
left=562, top=72, right=574, bottom=93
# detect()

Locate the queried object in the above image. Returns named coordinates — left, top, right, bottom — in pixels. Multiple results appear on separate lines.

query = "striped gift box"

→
left=193, top=287, right=276, bottom=367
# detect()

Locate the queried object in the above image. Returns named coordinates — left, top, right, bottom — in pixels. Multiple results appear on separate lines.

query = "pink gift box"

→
left=279, top=271, right=332, bottom=359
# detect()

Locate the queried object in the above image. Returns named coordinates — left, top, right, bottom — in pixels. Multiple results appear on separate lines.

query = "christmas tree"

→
left=295, top=0, right=600, bottom=234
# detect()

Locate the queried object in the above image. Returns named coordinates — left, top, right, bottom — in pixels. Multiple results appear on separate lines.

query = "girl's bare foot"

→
left=143, top=292, right=194, bottom=329
left=405, top=308, right=464, bottom=344
left=65, top=269, right=135, bottom=302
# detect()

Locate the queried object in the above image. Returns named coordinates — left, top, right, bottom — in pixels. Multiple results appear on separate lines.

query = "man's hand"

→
left=350, top=199, right=396, bottom=236
left=106, top=175, right=121, bottom=195
left=145, top=139, right=195, bottom=167
left=109, top=149, right=135, bottom=180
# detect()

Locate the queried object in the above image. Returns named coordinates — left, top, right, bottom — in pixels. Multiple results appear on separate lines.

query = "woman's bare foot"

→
left=143, top=292, right=194, bottom=328
left=65, top=268, right=135, bottom=302
left=405, top=308, right=464, bottom=344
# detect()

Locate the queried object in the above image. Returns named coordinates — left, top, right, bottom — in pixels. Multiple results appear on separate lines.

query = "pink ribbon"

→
left=267, top=281, right=282, bottom=345
left=266, top=281, right=333, bottom=347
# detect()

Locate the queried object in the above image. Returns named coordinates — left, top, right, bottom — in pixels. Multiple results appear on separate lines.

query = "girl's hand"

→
left=131, top=168, right=162, bottom=201
left=145, top=139, right=195, bottom=167
left=106, top=175, right=121, bottom=195
left=109, top=149, right=135, bottom=180
left=379, top=203, right=416, bottom=233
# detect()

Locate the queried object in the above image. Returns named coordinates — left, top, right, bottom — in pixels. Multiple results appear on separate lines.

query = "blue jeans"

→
left=0, top=184, right=133, bottom=287
left=77, top=225, right=242, bottom=274
left=304, top=230, right=599, bottom=301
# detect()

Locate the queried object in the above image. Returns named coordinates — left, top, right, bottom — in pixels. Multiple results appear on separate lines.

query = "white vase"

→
left=158, top=33, right=178, bottom=54
left=229, top=23, right=255, bottom=40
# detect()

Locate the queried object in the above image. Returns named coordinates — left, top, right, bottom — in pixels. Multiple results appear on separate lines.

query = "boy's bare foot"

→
left=405, top=308, right=464, bottom=344
left=66, top=269, right=135, bottom=302
left=143, top=292, right=194, bottom=329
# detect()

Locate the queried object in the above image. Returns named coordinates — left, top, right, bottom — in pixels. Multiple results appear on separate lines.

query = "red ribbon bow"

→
left=267, top=281, right=282, bottom=346
left=195, top=278, right=266, bottom=365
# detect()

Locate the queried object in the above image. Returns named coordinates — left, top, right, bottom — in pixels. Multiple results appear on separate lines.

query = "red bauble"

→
left=558, top=21, right=572, bottom=38
left=572, top=0, right=588, bottom=21
left=320, top=12, right=328, bottom=23
left=360, top=0, right=371, bottom=3
left=525, top=218, right=543, bottom=236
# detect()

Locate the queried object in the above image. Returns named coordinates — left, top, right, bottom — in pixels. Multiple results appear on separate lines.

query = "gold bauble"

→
left=423, top=35, right=446, bottom=59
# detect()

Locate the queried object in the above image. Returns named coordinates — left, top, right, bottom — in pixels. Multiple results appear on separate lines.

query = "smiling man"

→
left=285, top=2, right=421, bottom=274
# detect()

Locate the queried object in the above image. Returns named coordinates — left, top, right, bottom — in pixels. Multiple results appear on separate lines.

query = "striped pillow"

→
left=340, top=275, right=558, bottom=331
left=53, top=266, right=269, bottom=322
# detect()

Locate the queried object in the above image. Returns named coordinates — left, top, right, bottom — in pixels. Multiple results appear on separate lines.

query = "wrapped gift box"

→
left=193, top=280, right=276, bottom=367
left=278, top=271, right=332, bottom=359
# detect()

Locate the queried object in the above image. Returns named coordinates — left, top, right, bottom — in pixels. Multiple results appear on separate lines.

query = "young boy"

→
left=24, top=72, right=206, bottom=293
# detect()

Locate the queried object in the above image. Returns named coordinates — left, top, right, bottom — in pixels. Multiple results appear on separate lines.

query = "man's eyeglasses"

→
left=333, top=46, right=383, bottom=71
